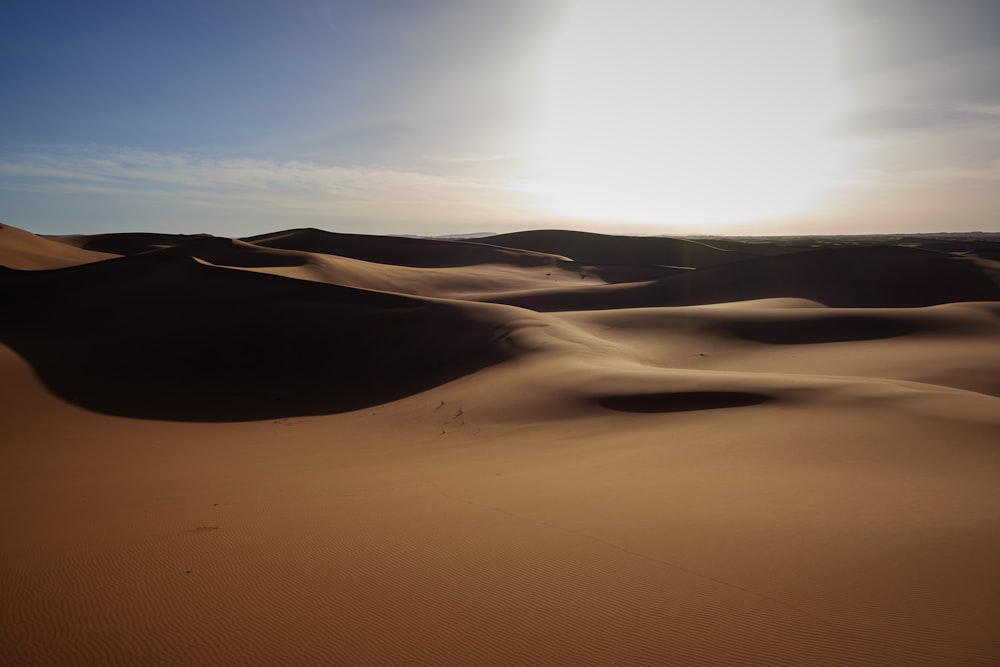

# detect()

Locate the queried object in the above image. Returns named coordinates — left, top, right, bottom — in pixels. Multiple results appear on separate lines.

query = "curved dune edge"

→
left=0, top=252, right=523, bottom=421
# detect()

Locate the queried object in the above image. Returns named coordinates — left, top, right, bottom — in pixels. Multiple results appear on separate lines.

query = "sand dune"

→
left=0, top=245, right=520, bottom=421
left=2, top=223, right=999, bottom=665
left=485, top=243, right=1000, bottom=310
left=52, top=225, right=684, bottom=299
left=0, top=223, right=118, bottom=269
left=49, top=230, right=218, bottom=256
left=244, top=227, right=570, bottom=268
left=478, top=228, right=760, bottom=267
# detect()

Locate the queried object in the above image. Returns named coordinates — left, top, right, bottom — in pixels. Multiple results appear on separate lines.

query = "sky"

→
left=2, top=0, right=999, bottom=237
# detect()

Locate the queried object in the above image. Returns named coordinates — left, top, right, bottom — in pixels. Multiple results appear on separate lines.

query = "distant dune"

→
left=2, top=221, right=999, bottom=665
left=243, top=227, right=569, bottom=268
left=485, top=243, right=1000, bottom=311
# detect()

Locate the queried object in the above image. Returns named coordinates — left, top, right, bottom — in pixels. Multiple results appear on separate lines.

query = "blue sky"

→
left=2, top=0, right=999, bottom=236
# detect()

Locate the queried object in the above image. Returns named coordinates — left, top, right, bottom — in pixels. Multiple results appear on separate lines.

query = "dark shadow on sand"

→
left=0, top=251, right=511, bottom=422
left=594, top=391, right=769, bottom=413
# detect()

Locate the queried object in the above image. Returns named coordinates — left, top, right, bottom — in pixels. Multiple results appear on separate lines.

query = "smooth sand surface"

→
left=2, top=222, right=1000, bottom=665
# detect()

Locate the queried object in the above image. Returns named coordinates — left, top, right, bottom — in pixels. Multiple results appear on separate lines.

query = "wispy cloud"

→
left=0, top=145, right=545, bottom=234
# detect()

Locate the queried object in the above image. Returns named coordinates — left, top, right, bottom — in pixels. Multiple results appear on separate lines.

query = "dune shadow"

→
left=0, top=255, right=511, bottom=422
left=594, top=391, right=769, bottom=414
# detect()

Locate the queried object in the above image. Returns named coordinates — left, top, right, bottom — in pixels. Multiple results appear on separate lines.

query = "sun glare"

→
left=528, top=0, right=852, bottom=228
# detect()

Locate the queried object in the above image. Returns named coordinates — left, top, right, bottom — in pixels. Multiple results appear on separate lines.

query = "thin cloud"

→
left=0, top=145, right=545, bottom=234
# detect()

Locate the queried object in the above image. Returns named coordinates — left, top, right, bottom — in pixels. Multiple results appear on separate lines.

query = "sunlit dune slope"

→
left=0, top=223, right=118, bottom=269
left=558, top=300, right=1000, bottom=397
left=0, top=249, right=523, bottom=421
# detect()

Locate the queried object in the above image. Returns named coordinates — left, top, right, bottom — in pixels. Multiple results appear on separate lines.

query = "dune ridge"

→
left=2, top=223, right=999, bottom=665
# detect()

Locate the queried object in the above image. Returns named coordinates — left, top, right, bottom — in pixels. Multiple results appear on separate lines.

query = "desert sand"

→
left=2, top=221, right=999, bottom=665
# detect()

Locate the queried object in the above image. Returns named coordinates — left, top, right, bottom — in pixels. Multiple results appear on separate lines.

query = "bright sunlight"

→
left=528, top=0, right=853, bottom=228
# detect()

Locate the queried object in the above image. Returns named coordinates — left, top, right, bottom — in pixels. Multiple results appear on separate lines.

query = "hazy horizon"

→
left=3, top=0, right=999, bottom=237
